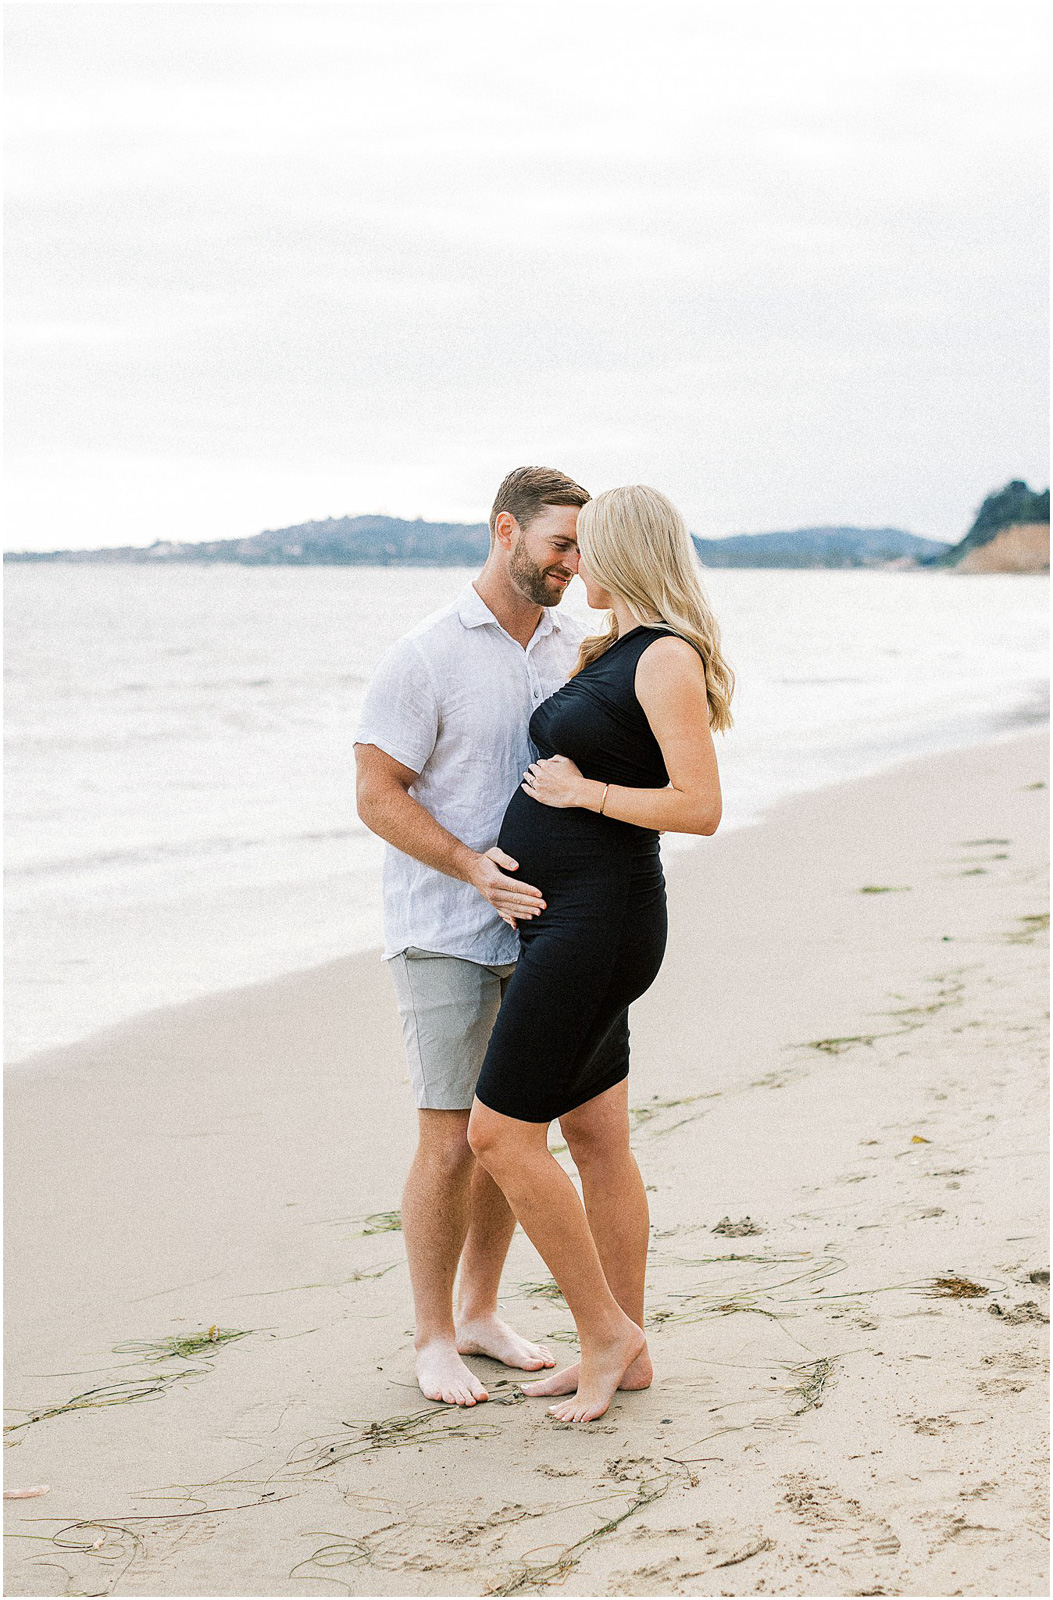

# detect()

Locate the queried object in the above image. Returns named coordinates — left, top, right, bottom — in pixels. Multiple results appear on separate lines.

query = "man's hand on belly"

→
left=467, top=847, right=546, bottom=928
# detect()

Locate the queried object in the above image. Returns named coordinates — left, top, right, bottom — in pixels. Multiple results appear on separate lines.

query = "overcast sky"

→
left=5, top=0, right=1049, bottom=550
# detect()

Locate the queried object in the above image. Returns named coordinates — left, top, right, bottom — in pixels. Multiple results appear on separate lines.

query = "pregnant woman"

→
left=468, top=484, right=733, bottom=1422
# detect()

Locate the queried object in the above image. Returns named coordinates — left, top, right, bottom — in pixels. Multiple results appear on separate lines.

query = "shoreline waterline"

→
left=5, top=564, right=1049, bottom=1061
left=7, top=722, right=1047, bottom=1070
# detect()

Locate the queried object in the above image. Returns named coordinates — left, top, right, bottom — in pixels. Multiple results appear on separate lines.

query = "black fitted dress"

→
left=474, top=625, right=675, bottom=1124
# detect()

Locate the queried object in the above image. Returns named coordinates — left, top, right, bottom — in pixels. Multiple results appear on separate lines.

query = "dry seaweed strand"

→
left=787, top=1356, right=834, bottom=1414
left=929, top=1275, right=989, bottom=1300
left=484, top=1470, right=685, bottom=1597
left=668, top=1356, right=839, bottom=1461
left=4, top=1372, right=202, bottom=1441
left=13, top=1494, right=295, bottom=1595
left=231, top=1263, right=398, bottom=1299
left=355, top=1210, right=403, bottom=1235
left=113, top=1326, right=251, bottom=1362
left=289, top=1473, right=694, bottom=1595
left=514, top=1279, right=565, bottom=1303
left=4, top=1327, right=253, bottom=1442
left=277, top=1382, right=526, bottom=1476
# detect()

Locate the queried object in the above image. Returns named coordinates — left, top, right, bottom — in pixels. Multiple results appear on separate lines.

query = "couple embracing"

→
left=354, top=467, right=733, bottom=1424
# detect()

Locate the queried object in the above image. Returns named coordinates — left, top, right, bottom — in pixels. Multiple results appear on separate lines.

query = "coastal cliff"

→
left=957, top=522, right=1050, bottom=574
left=935, top=480, right=1050, bottom=573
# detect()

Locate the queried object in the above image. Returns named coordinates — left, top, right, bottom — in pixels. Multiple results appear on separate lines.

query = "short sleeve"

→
left=354, top=636, right=440, bottom=775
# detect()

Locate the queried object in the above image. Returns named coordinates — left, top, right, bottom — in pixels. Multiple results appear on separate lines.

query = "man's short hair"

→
left=488, top=466, right=590, bottom=541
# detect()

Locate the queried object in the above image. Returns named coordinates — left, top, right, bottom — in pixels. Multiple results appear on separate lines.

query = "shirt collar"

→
left=457, top=583, right=564, bottom=638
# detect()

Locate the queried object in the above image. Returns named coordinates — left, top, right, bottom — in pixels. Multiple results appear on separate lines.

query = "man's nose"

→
left=565, top=547, right=581, bottom=573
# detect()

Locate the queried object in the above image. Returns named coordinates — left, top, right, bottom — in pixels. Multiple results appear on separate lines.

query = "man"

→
left=354, top=465, right=590, bottom=1407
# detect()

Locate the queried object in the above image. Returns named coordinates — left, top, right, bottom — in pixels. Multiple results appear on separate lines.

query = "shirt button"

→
left=533, top=689, right=540, bottom=699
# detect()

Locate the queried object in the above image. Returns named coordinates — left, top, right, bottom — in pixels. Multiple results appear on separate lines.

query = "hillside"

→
left=4, top=518, right=949, bottom=569
left=692, top=526, right=948, bottom=568
left=933, top=480, right=1050, bottom=571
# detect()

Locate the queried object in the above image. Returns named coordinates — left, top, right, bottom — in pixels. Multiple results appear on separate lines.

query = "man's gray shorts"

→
left=388, top=947, right=517, bottom=1111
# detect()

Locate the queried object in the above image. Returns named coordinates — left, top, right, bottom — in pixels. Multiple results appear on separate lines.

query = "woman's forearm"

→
left=579, top=776, right=721, bottom=836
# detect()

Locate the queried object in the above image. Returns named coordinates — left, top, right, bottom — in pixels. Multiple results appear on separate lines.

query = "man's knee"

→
left=415, top=1110, right=474, bottom=1180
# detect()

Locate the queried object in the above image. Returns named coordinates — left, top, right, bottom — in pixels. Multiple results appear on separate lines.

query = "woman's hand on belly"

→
left=523, top=755, right=598, bottom=810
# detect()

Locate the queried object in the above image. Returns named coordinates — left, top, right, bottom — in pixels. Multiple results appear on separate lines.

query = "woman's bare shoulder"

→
left=635, top=633, right=705, bottom=681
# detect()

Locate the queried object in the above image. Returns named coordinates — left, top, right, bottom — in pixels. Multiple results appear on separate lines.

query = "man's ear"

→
left=492, top=511, right=519, bottom=552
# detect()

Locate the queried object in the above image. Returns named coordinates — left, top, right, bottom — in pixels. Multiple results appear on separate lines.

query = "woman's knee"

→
left=560, top=1082, right=632, bottom=1167
left=466, top=1104, right=505, bottom=1167
left=564, top=1119, right=632, bottom=1172
left=467, top=1103, right=542, bottom=1176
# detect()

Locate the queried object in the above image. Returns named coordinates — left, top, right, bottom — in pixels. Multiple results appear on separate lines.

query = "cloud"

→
left=4, top=0, right=1048, bottom=547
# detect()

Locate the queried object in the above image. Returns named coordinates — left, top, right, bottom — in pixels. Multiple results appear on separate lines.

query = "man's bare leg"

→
left=402, top=1110, right=489, bottom=1405
left=521, top=1080, right=653, bottom=1397
left=402, top=1110, right=551, bottom=1406
left=455, top=1160, right=555, bottom=1372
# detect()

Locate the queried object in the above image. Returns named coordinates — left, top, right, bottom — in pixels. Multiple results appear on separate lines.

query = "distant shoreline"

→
left=4, top=518, right=954, bottom=571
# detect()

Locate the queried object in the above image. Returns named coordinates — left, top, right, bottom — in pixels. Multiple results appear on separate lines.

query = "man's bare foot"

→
left=455, top=1313, right=556, bottom=1371
left=415, top=1339, right=489, bottom=1406
left=521, top=1341, right=653, bottom=1398
left=547, top=1320, right=645, bottom=1424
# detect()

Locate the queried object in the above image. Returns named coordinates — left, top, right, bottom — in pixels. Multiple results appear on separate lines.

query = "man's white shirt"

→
left=355, top=583, right=586, bottom=965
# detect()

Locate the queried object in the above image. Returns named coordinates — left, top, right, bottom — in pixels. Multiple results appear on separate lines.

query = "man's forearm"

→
left=359, top=782, right=479, bottom=883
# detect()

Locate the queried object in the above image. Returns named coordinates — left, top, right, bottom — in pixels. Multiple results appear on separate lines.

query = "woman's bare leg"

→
left=522, top=1080, right=652, bottom=1398
left=467, top=1099, right=644, bottom=1423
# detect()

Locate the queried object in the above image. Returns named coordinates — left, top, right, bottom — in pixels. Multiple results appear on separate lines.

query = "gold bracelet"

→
left=598, top=782, right=610, bottom=815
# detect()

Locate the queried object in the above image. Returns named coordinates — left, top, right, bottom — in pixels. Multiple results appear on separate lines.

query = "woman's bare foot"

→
left=455, top=1314, right=556, bottom=1371
left=521, top=1341, right=652, bottom=1398
left=415, top=1338, right=489, bottom=1406
left=547, top=1320, right=645, bottom=1423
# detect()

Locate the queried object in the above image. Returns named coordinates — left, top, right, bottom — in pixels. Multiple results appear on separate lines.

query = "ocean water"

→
left=5, top=564, right=1048, bottom=1062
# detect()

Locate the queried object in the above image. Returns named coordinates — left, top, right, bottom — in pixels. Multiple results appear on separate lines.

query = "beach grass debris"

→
left=858, top=885, right=910, bottom=894
left=4, top=1373, right=198, bottom=1440
left=516, top=1277, right=566, bottom=1302
left=712, top=1216, right=762, bottom=1237
left=910, top=1135, right=931, bottom=1144
left=113, top=1326, right=252, bottom=1362
left=628, top=1093, right=711, bottom=1135
left=803, top=1032, right=886, bottom=1055
left=1005, top=912, right=1049, bottom=945
left=485, top=1470, right=680, bottom=1596
left=281, top=1382, right=526, bottom=1475
left=4, top=1327, right=253, bottom=1441
left=786, top=1357, right=834, bottom=1414
left=928, top=1276, right=988, bottom=1299
left=354, top=1210, right=403, bottom=1236
left=234, top=1263, right=398, bottom=1298
left=290, top=1532, right=374, bottom=1584
left=3, top=1485, right=49, bottom=1499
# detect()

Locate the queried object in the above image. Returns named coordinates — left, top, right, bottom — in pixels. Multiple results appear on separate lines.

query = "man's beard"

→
left=509, top=538, right=571, bottom=606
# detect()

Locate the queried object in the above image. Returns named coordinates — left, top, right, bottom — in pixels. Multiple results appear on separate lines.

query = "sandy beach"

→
left=4, top=728, right=1048, bottom=1598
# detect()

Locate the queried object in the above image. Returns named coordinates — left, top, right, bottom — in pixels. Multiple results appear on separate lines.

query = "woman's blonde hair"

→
left=572, top=484, right=734, bottom=732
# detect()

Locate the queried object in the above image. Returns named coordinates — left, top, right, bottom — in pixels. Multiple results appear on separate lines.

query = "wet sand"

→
left=4, top=729, right=1049, bottom=1597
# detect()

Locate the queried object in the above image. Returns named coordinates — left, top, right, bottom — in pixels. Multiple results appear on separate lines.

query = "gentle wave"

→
left=5, top=562, right=1048, bottom=1062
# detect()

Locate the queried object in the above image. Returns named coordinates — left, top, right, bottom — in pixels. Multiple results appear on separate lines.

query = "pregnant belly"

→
left=498, top=787, right=661, bottom=901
